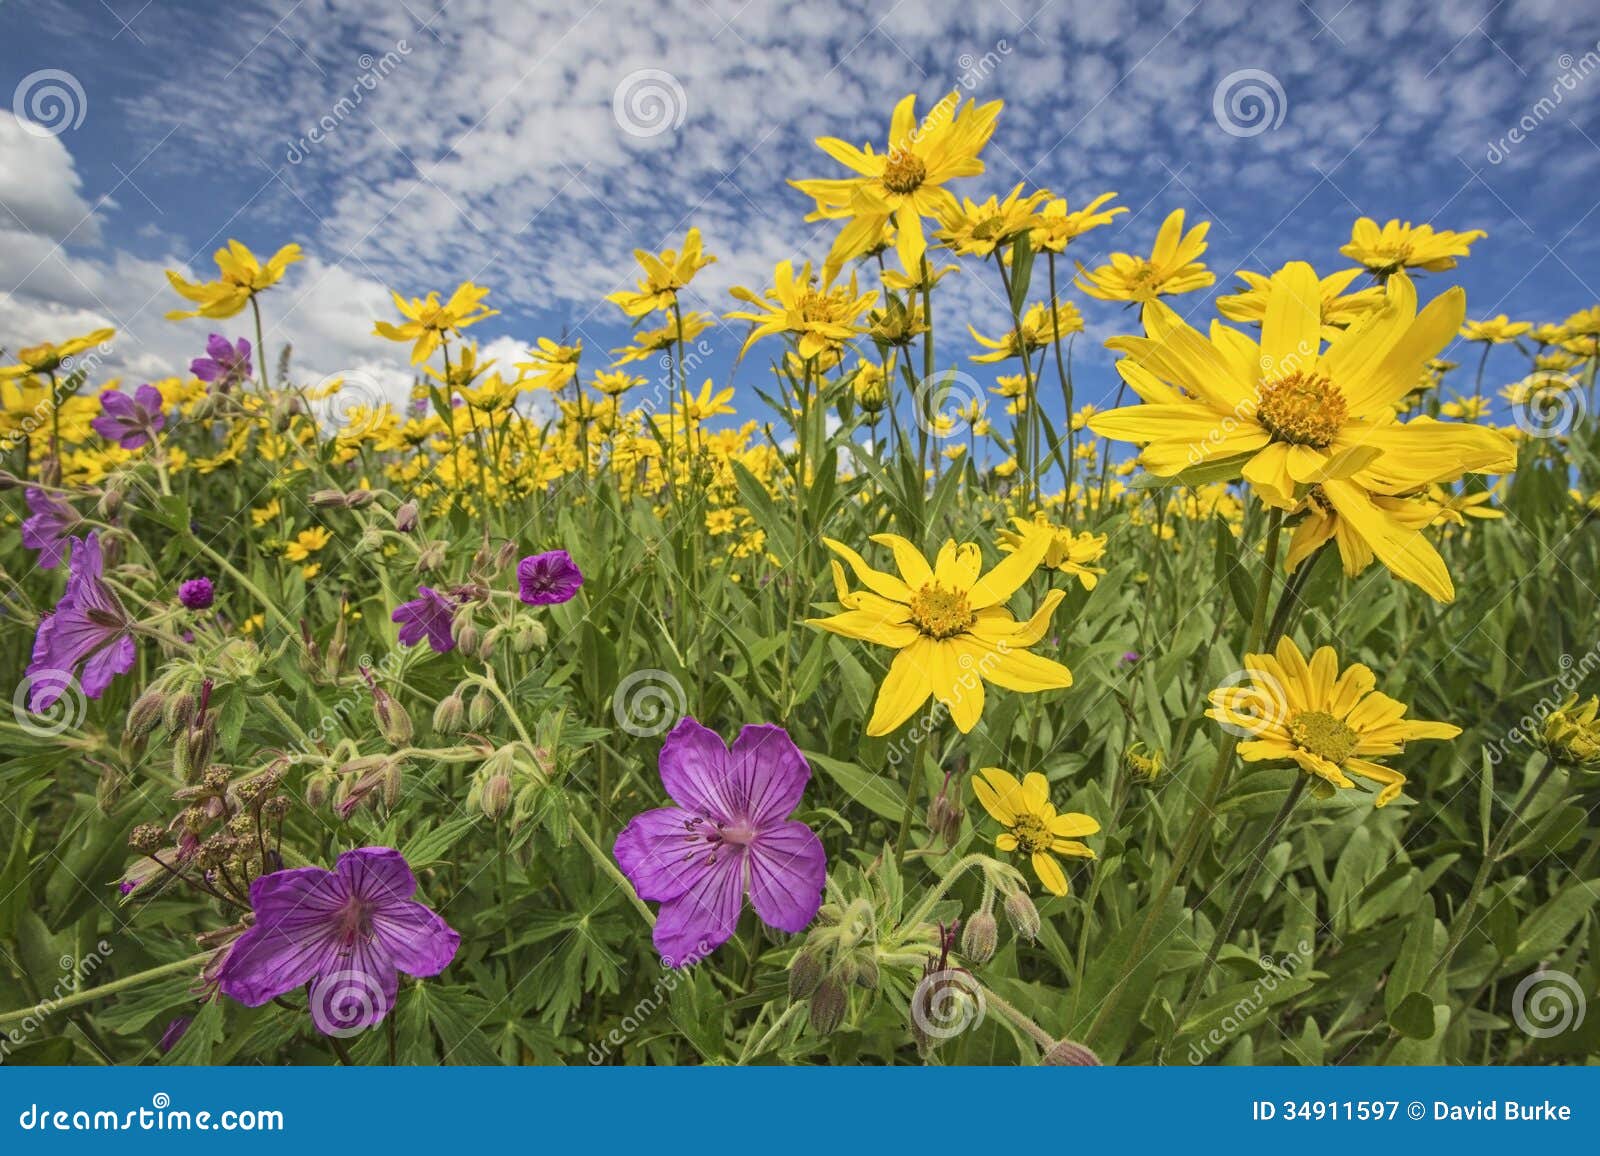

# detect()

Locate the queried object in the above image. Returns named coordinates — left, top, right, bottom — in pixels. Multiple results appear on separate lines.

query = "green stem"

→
left=0, top=952, right=211, bottom=1028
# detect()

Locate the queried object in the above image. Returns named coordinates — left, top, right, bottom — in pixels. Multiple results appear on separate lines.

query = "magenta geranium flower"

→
left=215, top=847, right=460, bottom=1036
left=517, top=550, right=583, bottom=605
left=614, top=718, right=826, bottom=966
left=190, top=334, right=252, bottom=386
left=178, top=577, right=215, bottom=610
left=21, top=487, right=77, bottom=569
left=25, top=533, right=135, bottom=710
left=90, top=384, right=166, bottom=449
left=391, top=585, right=457, bottom=651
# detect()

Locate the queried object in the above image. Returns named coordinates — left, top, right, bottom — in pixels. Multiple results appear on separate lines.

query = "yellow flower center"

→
left=880, top=148, right=927, bottom=196
left=1288, top=710, right=1358, bottom=764
left=907, top=581, right=974, bottom=639
left=1010, top=812, right=1053, bottom=854
left=1257, top=372, right=1346, bottom=449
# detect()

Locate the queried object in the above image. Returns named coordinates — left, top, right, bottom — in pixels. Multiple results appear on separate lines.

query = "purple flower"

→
left=190, top=334, right=252, bottom=387
left=157, top=1015, right=193, bottom=1054
left=21, top=487, right=77, bottom=569
left=1120, top=651, right=1141, bottom=665
left=178, top=577, right=215, bottom=610
left=25, top=533, right=135, bottom=710
left=215, top=847, right=460, bottom=1036
left=90, top=384, right=166, bottom=450
left=614, top=717, right=826, bottom=966
left=391, top=586, right=457, bottom=652
left=517, top=550, right=583, bottom=605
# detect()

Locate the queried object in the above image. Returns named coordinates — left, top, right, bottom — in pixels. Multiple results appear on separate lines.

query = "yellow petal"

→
left=1032, top=851, right=1069, bottom=896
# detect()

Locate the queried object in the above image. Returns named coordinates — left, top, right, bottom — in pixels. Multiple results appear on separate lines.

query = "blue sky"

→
left=3, top=0, right=1599, bottom=430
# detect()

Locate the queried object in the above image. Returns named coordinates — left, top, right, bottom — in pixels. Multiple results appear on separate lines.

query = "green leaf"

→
left=803, top=751, right=904, bottom=823
left=1389, top=991, right=1439, bottom=1039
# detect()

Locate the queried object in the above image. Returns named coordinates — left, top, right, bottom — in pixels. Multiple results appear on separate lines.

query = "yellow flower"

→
left=726, top=261, right=876, bottom=362
left=374, top=282, right=498, bottom=365
left=1090, top=263, right=1515, bottom=601
left=1030, top=192, right=1126, bottom=253
left=968, top=300, right=1081, bottom=363
left=605, top=228, right=717, bottom=319
left=611, top=312, right=710, bottom=366
left=852, top=361, right=888, bottom=412
left=1420, top=483, right=1503, bottom=526
left=672, top=379, right=735, bottom=424
left=997, top=516, right=1107, bottom=590
left=1563, top=306, right=1600, bottom=335
left=1541, top=695, right=1600, bottom=769
left=806, top=532, right=1072, bottom=736
left=934, top=182, right=1050, bottom=258
left=1207, top=637, right=1460, bottom=806
left=423, top=341, right=494, bottom=390
left=1339, top=217, right=1484, bottom=278
left=1460, top=315, right=1532, bottom=344
left=166, top=241, right=302, bottom=320
left=518, top=338, right=582, bottom=391
left=284, top=526, right=332, bottom=562
left=1528, top=323, right=1569, bottom=346
left=1216, top=267, right=1383, bottom=339
left=1438, top=394, right=1491, bottom=420
left=1074, top=208, right=1213, bottom=303
left=792, top=91, right=1002, bottom=279
left=250, top=499, right=282, bottom=527
left=867, top=293, right=929, bottom=347
left=970, top=768, right=1098, bottom=896
left=459, top=372, right=520, bottom=412
left=0, top=328, right=116, bottom=380
left=592, top=369, right=645, bottom=397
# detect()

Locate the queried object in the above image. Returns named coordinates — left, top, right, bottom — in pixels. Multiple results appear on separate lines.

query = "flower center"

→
left=333, top=896, right=376, bottom=946
left=1257, top=372, right=1346, bottom=449
left=880, top=148, right=927, bottom=195
left=1288, top=710, right=1358, bottom=764
left=907, top=582, right=974, bottom=639
left=1010, top=813, right=1053, bottom=854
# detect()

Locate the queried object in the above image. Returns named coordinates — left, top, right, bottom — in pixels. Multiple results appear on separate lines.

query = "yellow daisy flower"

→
left=1206, top=637, right=1460, bottom=806
left=1216, top=267, right=1383, bottom=339
left=374, top=282, right=498, bottom=365
left=968, top=300, right=1081, bottom=363
left=806, top=532, right=1072, bottom=736
left=971, top=767, right=1098, bottom=896
left=0, top=328, right=116, bottom=380
left=934, top=182, right=1050, bottom=258
left=611, top=312, right=710, bottom=366
left=605, top=228, right=716, bottom=319
left=1074, top=208, right=1213, bottom=303
left=997, top=516, right=1107, bottom=590
left=166, top=241, right=302, bottom=320
left=1339, top=217, right=1484, bottom=278
left=1030, top=192, right=1126, bottom=253
left=1460, top=315, right=1532, bottom=344
left=726, top=261, right=876, bottom=362
left=518, top=338, right=582, bottom=392
left=284, top=526, right=332, bottom=562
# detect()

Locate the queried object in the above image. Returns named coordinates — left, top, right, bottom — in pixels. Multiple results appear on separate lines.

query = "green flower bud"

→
left=808, top=977, right=848, bottom=1035
left=1041, top=1039, right=1101, bottom=1066
left=960, top=910, right=999, bottom=964
left=788, top=949, right=824, bottom=1001
left=1003, top=889, right=1041, bottom=943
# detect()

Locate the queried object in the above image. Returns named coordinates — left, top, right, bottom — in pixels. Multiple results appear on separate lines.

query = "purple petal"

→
left=370, top=901, right=459, bottom=977
left=613, top=806, right=712, bottom=902
left=652, top=855, right=745, bottom=967
left=746, top=820, right=826, bottom=934
left=215, top=868, right=343, bottom=1007
left=307, top=942, right=398, bottom=1035
left=336, top=846, right=417, bottom=905
left=78, top=634, right=135, bottom=699
left=134, top=383, right=165, bottom=413
left=727, top=724, right=810, bottom=826
left=516, top=550, right=583, bottom=605
left=657, top=716, right=739, bottom=822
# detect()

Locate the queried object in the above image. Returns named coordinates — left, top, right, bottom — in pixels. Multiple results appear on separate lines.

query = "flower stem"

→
left=0, top=952, right=212, bottom=1028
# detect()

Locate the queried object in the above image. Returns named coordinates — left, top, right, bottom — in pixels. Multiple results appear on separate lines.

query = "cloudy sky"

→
left=3, top=0, right=1598, bottom=420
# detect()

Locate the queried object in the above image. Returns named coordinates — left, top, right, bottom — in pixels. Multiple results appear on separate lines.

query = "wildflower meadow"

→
left=2, top=5, right=1600, bottom=1079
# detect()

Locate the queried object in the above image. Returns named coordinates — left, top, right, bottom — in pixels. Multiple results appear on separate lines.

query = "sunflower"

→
left=1030, top=192, right=1125, bottom=252
left=1460, top=315, right=1532, bottom=344
left=934, top=182, right=1050, bottom=258
left=1339, top=218, right=1485, bottom=278
left=1206, top=637, right=1460, bottom=806
left=610, top=312, right=710, bottom=366
left=1074, top=209, right=1213, bottom=303
left=374, top=282, right=498, bottom=365
left=166, top=241, right=302, bottom=320
left=0, top=328, right=116, bottom=380
left=968, top=301, right=1082, bottom=363
left=1216, top=267, right=1383, bottom=339
left=970, top=768, right=1098, bottom=896
left=791, top=91, right=1002, bottom=278
left=806, top=532, right=1071, bottom=736
left=672, top=379, right=735, bottom=424
left=725, top=261, right=876, bottom=362
left=997, top=516, right=1107, bottom=590
left=1089, top=263, right=1514, bottom=599
left=605, top=228, right=716, bottom=319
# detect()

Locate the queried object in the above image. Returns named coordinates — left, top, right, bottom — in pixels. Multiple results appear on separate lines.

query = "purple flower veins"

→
left=90, top=384, right=167, bottom=450
left=25, top=533, right=136, bottom=710
left=517, top=550, right=583, bottom=606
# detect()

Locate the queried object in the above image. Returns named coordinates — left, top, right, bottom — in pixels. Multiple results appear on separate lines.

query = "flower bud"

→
left=371, top=687, right=413, bottom=746
left=432, top=692, right=466, bottom=734
left=163, top=690, right=196, bottom=734
left=1003, top=889, right=1041, bottom=943
left=960, top=910, right=999, bottom=963
left=309, top=489, right=347, bottom=507
left=514, top=619, right=547, bottom=653
left=1541, top=694, right=1600, bottom=769
left=468, top=687, right=496, bottom=729
left=129, top=823, right=164, bottom=854
left=788, top=949, right=824, bottom=1001
left=1122, top=742, right=1163, bottom=785
left=417, top=540, right=448, bottom=573
left=395, top=500, right=419, bottom=533
left=126, top=688, right=166, bottom=739
left=808, top=977, right=848, bottom=1035
left=1041, top=1039, right=1102, bottom=1066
